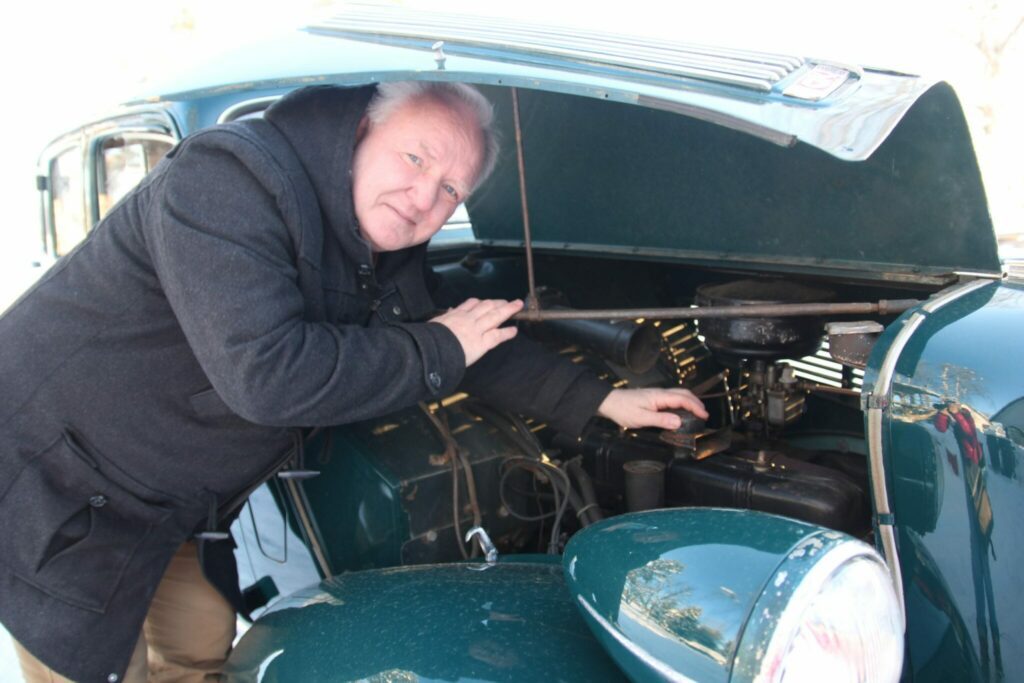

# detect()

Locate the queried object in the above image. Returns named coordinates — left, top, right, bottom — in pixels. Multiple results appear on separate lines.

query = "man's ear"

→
left=355, top=115, right=371, bottom=144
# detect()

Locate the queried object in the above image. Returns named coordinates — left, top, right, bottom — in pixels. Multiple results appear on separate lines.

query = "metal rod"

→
left=511, top=87, right=539, bottom=311
left=514, top=299, right=919, bottom=322
left=283, top=477, right=333, bottom=578
left=690, top=370, right=729, bottom=396
left=800, top=382, right=861, bottom=397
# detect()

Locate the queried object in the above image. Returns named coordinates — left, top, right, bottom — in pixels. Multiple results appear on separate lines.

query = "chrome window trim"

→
left=97, top=130, right=178, bottom=145
left=89, top=129, right=178, bottom=227
left=46, top=142, right=88, bottom=258
left=217, top=96, right=282, bottom=124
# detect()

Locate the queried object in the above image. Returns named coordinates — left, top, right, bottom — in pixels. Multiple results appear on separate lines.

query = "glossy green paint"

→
left=562, top=508, right=850, bottom=683
left=224, top=560, right=627, bottom=682
left=866, top=280, right=1024, bottom=681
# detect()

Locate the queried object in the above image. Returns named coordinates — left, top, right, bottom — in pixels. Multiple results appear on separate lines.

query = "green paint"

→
left=872, top=281, right=1024, bottom=682
left=225, top=561, right=626, bottom=682
left=562, top=508, right=840, bottom=683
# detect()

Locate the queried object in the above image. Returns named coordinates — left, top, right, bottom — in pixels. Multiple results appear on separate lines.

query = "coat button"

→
left=107, top=674, right=119, bottom=682
left=89, top=495, right=108, bottom=508
left=392, top=305, right=402, bottom=316
left=428, top=372, right=442, bottom=389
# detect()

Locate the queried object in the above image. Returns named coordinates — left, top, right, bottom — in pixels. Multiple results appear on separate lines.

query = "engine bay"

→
left=244, top=251, right=939, bottom=580
left=428, top=295, right=875, bottom=561
left=350, top=258, right=932, bottom=570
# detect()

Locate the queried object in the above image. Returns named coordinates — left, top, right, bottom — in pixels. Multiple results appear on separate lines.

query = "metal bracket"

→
left=465, top=526, right=498, bottom=565
left=432, top=40, right=446, bottom=70
left=860, top=392, right=890, bottom=411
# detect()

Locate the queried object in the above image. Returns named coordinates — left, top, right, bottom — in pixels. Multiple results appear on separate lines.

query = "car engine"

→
left=303, top=274, right=886, bottom=571
left=248, top=257, right=910, bottom=582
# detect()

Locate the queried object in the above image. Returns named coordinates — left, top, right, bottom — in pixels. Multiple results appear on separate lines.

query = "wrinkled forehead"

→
left=407, top=95, right=482, bottom=142
left=394, top=95, right=485, bottom=177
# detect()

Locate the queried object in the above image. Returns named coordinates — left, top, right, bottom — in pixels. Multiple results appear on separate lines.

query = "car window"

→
left=431, top=203, right=475, bottom=246
left=49, top=146, right=86, bottom=257
left=97, top=134, right=174, bottom=219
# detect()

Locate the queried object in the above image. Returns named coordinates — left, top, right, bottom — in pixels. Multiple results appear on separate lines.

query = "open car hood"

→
left=143, top=4, right=1000, bottom=281
left=465, top=81, right=998, bottom=283
left=308, top=5, right=1000, bottom=282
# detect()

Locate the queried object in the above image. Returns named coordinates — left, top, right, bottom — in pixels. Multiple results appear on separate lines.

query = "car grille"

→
left=783, top=340, right=864, bottom=391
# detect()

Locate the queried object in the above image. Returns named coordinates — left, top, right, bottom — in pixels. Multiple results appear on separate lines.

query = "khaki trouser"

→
left=15, top=541, right=236, bottom=683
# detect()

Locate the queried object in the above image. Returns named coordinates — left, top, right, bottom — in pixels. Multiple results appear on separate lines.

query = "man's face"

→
left=351, top=97, right=484, bottom=253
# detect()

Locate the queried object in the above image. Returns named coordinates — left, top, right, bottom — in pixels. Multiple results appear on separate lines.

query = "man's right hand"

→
left=431, top=298, right=523, bottom=367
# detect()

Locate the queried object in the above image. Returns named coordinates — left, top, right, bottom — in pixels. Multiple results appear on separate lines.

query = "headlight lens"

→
left=752, top=542, right=904, bottom=683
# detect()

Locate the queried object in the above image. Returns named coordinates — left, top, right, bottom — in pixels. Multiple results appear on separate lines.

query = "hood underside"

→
left=141, top=7, right=1001, bottom=280
left=304, top=6, right=1000, bottom=280
left=465, top=83, right=999, bottom=282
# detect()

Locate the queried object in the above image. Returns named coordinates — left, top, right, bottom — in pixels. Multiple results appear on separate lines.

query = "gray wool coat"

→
left=0, top=85, right=610, bottom=681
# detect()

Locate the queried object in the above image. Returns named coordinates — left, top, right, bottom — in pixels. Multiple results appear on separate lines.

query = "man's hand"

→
left=597, top=387, right=709, bottom=430
left=431, top=298, right=524, bottom=367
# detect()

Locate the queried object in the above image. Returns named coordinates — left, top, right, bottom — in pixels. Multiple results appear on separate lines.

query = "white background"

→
left=1, top=1, right=1021, bottom=679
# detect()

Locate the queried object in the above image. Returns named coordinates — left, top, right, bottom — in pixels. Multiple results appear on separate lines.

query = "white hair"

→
left=367, top=81, right=500, bottom=193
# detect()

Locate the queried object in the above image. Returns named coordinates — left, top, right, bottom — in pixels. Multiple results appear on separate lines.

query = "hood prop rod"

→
left=511, top=87, right=540, bottom=314
left=514, top=299, right=920, bottom=322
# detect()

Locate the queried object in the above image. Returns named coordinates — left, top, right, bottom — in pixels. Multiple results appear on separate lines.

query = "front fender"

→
left=867, top=279, right=1024, bottom=681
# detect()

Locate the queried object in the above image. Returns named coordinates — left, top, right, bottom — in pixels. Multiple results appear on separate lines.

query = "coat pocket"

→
left=0, top=431, right=172, bottom=613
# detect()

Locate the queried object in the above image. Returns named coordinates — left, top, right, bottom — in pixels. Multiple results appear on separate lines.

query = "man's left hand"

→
left=597, top=388, right=709, bottom=430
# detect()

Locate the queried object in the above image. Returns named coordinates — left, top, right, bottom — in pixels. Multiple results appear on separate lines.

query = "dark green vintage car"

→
left=33, top=5, right=1022, bottom=682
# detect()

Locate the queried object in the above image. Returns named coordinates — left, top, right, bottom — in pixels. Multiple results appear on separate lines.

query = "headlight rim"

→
left=731, top=531, right=904, bottom=683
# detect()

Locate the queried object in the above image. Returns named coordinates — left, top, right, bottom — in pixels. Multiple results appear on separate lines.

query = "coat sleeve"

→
left=145, top=130, right=466, bottom=427
left=425, top=265, right=612, bottom=437
left=460, top=335, right=613, bottom=437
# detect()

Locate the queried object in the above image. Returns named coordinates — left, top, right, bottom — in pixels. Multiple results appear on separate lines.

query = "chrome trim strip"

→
left=869, top=311, right=925, bottom=517
left=96, top=127, right=176, bottom=140
left=879, top=524, right=905, bottom=626
left=282, top=478, right=333, bottom=578
left=866, top=277, right=991, bottom=627
left=317, top=9, right=804, bottom=67
left=952, top=270, right=1003, bottom=281
left=920, top=278, right=991, bottom=313
left=310, top=5, right=806, bottom=93
left=867, top=310, right=923, bottom=628
left=217, top=96, right=282, bottom=125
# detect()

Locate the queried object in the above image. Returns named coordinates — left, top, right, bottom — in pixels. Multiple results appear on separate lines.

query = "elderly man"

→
left=0, top=82, right=705, bottom=682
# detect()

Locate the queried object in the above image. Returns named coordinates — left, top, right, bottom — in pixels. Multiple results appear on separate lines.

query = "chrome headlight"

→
left=563, top=509, right=904, bottom=683
left=733, top=535, right=904, bottom=683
